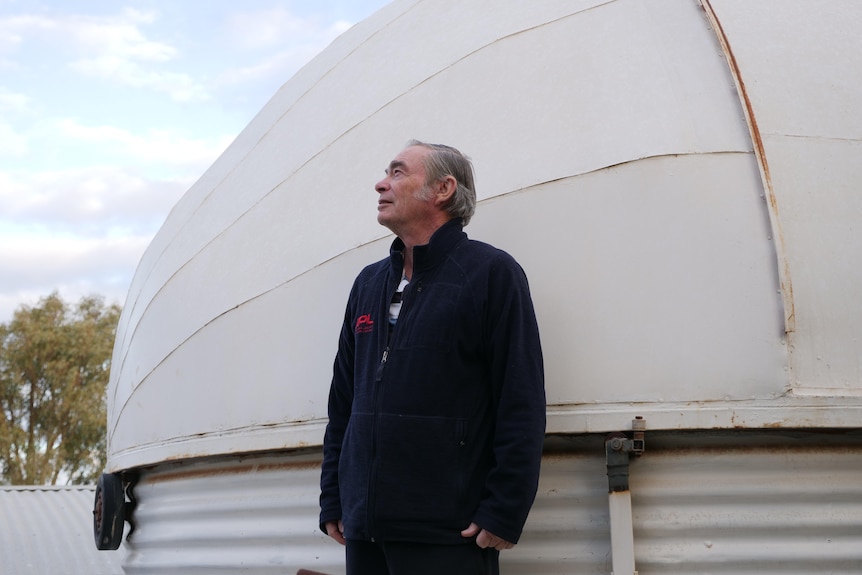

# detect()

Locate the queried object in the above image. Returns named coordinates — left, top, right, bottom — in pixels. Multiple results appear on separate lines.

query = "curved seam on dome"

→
left=761, top=133, right=862, bottom=143
left=486, top=150, right=753, bottom=199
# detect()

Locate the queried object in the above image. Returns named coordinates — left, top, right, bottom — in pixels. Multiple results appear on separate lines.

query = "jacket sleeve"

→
left=472, top=255, right=546, bottom=544
left=318, top=286, right=357, bottom=532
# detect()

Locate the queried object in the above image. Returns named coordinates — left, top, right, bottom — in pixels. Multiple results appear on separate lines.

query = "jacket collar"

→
left=389, top=218, right=466, bottom=276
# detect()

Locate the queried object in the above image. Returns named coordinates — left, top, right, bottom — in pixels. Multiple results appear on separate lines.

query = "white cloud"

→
left=70, top=57, right=208, bottom=102
left=0, top=14, right=49, bottom=69
left=0, top=166, right=186, bottom=321
left=0, top=88, right=33, bottom=157
left=67, top=9, right=171, bottom=61
left=226, top=8, right=312, bottom=50
left=217, top=47, right=317, bottom=86
left=0, top=166, right=189, bottom=234
left=0, top=13, right=54, bottom=44
left=53, top=118, right=232, bottom=168
left=0, top=86, right=29, bottom=110
left=0, top=230, right=150, bottom=279
left=0, top=9, right=209, bottom=102
left=0, top=232, right=148, bottom=319
left=0, top=120, right=27, bottom=156
left=218, top=8, right=353, bottom=86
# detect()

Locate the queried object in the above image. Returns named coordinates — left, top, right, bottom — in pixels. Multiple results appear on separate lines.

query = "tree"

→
left=0, top=292, right=121, bottom=485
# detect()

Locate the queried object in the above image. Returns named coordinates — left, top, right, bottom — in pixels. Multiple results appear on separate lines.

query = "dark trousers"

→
left=345, top=539, right=500, bottom=575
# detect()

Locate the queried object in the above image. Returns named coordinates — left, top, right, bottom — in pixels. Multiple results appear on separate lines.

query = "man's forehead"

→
left=388, top=145, right=426, bottom=172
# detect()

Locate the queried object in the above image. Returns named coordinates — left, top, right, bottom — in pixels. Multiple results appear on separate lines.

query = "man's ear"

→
left=433, top=175, right=457, bottom=206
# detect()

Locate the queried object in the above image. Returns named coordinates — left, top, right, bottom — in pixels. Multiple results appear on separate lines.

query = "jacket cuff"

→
left=471, top=509, right=524, bottom=545
left=319, top=509, right=342, bottom=535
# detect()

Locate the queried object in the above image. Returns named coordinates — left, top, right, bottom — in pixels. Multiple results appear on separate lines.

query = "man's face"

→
left=375, top=145, right=435, bottom=236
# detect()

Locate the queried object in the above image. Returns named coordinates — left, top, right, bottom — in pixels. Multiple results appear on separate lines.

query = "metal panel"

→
left=628, top=435, right=862, bottom=574
left=0, top=485, right=126, bottom=575
left=120, top=432, right=862, bottom=574
left=123, top=453, right=339, bottom=575
left=124, top=451, right=610, bottom=574
left=704, top=0, right=862, bottom=393
left=474, top=153, right=786, bottom=408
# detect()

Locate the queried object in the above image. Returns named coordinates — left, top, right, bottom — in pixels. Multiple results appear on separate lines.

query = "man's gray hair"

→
left=407, top=139, right=477, bottom=226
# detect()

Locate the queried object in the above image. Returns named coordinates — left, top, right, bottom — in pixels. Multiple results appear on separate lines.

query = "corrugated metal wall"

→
left=119, top=431, right=862, bottom=574
left=626, top=432, right=862, bottom=574
left=0, top=486, right=125, bottom=575
left=123, top=452, right=333, bottom=574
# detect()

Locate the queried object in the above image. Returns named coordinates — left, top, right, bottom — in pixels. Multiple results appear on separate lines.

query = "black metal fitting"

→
left=605, top=417, right=646, bottom=493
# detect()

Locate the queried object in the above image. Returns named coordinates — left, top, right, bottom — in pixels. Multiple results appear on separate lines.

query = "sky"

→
left=0, top=0, right=391, bottom=322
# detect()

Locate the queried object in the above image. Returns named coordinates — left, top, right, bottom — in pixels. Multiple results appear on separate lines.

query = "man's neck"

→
left=395, top=218, right=452, bottom=281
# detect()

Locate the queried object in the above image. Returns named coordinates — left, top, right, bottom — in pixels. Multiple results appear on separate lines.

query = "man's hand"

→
left=325, top=520, right=345, bottom=545
left=460, top=522, right=514, bottom=551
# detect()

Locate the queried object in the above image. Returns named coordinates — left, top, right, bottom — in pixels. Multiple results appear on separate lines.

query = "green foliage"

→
left=0, top=292, right=121, bottom=485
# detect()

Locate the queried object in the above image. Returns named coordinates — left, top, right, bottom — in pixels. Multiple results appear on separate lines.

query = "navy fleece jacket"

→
left=319, top=219, right=545, bottom=545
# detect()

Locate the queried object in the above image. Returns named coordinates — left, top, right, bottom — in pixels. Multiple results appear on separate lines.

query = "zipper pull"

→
left=376, top=347, right=390, bottom=382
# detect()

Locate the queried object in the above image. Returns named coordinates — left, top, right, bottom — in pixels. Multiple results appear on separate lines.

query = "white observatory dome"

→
left=107, top=0, right=862, bottom=472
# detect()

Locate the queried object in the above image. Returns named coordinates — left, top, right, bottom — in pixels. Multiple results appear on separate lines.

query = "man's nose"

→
left=375, top=178, right=388, bottom=193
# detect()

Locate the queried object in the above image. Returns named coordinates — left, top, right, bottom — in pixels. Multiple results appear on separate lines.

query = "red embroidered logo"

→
left=355, top=314, right=374, bottom=334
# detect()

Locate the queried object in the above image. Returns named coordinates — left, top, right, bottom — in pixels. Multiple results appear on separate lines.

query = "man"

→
left=319, top=140, right=545, bottom=575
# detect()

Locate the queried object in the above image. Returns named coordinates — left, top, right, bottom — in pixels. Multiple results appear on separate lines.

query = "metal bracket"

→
left=606, top=417, right=646, bottom=493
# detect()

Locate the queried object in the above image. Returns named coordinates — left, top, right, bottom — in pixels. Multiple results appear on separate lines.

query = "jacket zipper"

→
left=366, top=276, right=406, bottom=541
left=366, top=345, right=388, bottom=542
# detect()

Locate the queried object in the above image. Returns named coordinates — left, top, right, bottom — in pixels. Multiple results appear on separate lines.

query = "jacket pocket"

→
left=374, top=414, right=466, bottom=525
left=338, top=414, right=373, bottom=531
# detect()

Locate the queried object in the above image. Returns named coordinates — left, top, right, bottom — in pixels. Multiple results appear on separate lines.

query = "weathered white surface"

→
left=706, top=0, right=862, bottom=394
left=107, top=0, right=862, bottom=471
